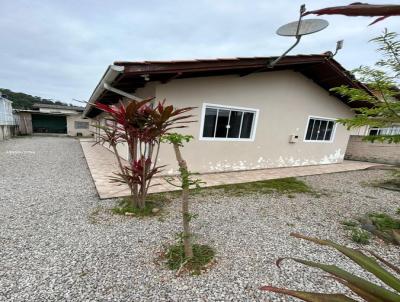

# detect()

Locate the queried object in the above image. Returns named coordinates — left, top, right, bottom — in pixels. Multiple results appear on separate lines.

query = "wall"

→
left=0, top=125, right=11, bottom=140
left=96, top=113, right=130, bottom=160
left=94, top=71, right=355, bottom=174
left=155, top=71, right=354, bottom=174
left=39, top=108, right=80, bottom=114
left=345, top=135, right=400, bottom=165
left=66, top=114, right=93, bottom=136
left=15, top=112, right=33, bottom=135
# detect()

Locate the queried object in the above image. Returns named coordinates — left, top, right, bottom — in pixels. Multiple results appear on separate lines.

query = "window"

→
left=304, top=117, right=336, bottom=142
left=200, top=103, right=258, bottom=140
left=75, top=121, right=89, bottom=129
left=369, top=126, right=400, bottom=136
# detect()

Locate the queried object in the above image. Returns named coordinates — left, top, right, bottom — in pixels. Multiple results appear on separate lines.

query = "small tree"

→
left=162, top=133, right=203, bottom=259
left=94, top=99, right=194, bottom=209
left=331, top=29, right=400, bottom=143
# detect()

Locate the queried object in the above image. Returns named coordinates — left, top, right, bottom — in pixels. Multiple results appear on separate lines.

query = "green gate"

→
left=32, top=114, right=67, bottom=133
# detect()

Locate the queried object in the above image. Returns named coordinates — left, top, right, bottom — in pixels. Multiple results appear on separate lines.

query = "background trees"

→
left=332, top=29, right=400, bottom=143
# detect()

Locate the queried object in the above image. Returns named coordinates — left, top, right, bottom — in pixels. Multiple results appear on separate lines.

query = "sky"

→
left=1, top=0, right=399, bottom=106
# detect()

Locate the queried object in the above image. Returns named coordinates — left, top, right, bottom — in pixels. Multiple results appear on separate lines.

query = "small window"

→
left=75, top=121, right=89, bottom=129
left=305, top=117, right=336, bottom=142
left=201, top=104, right=258, bottom=140
left=369, top=126, right=400, bottom=136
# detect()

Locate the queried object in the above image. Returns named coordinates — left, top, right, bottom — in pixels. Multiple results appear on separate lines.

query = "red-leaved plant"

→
left=94, top=98, right=194, bottom=209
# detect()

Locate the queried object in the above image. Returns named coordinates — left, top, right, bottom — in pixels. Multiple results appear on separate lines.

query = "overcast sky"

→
left=1, top=0, right=399, bottom=105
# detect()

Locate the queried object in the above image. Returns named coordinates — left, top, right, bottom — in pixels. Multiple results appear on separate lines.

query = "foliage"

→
left=0, top=88, right=71, bottom=109
left=368, top=212, right=400, bottom=231
left=340, top=220, right=370, bottom=244
left=112, top=198, right=161, bottom=217
left=165, top=243, right=214, bottom=275
left=351, top=228, right=371, bottom=244
left=397, top=208, right=400, bottom=215
left=331, top=30, right=400, bottom=143
left=261, top=233, right=400, bottom=302
left=304, top=3, right=400, bottom=25
left=340, top=220, right=358, bottom=228
left=94, top=99, right=194, bottom=209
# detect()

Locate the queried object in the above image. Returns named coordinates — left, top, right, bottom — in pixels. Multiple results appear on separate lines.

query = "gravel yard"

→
left=1, top=136, right=399, bottom=301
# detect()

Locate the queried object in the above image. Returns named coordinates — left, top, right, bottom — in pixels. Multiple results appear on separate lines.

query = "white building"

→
left=0, top=92, right=15, bottom=140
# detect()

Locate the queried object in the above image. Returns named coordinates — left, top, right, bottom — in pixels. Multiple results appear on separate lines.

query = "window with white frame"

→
left=305, top=117, right=336, bottom=142
left=201, top=104, right=258, bottom=140
left=369, top=126, right=400, bottom=136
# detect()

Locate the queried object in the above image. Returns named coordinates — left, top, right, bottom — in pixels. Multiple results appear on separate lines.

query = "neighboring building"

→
left=83, top=54, right=373, bottom=174
left=0, top=92, right=16, bottom=141
left=345, top=125, right=400, bottom=165
left=15, top=103, right=93, bottom=136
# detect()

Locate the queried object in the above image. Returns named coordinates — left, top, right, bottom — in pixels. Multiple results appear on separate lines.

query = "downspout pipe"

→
left=82, top=65, right=125, bottom=117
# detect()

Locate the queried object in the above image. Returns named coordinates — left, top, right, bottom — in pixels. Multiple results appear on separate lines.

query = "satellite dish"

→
left=277, top=19, right=329, bottom=37
left=268, top=4, right=329, bottom=68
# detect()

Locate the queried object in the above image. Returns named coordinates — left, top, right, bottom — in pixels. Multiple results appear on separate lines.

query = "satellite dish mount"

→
left=269, top=4, right=329, bottom=68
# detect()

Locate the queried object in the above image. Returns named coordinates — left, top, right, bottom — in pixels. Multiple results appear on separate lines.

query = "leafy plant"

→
left=165, top=243, right=214, bottom=275
left=369, top=212, right=400, bottom=231
left=94, top=99, right=194, bottom=209
left=304, top=3, right=400, bottom=25
left=331, top=29, right=400, bottom=143
left=261, top=233, right=400, bottom=301
left=351, top=228, right=371, bottom=244
left=341, top=220, right=358, bottom=229
left=162, top=133, right=204, bottom=260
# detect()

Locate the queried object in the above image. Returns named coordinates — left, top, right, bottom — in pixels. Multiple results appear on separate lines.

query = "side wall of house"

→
left=154, top=70, right=354, bottom=174
left=66, top=115, right=93, bottom=136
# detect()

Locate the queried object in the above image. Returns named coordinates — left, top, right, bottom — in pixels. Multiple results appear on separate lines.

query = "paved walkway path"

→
left=80, top=140, right=382, bottom=199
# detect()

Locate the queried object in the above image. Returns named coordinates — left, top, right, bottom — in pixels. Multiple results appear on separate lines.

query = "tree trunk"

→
left=131, top=137, right=139, bottom=208
left=172, top=143, right=193, bottom=259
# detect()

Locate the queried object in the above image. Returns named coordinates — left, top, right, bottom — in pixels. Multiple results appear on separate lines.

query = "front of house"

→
left=83, top=54, right=371, bottom=174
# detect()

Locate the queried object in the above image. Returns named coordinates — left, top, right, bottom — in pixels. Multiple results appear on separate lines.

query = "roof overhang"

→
left=83, top=54, right=374, bottom=118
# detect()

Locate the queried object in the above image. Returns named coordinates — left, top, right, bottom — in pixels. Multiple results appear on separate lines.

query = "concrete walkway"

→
left=80, top=140, right=383, bottom=199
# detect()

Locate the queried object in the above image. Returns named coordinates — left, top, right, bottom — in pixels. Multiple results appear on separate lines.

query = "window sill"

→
left=303, top=140, right=334, bottom=144
left=199, top=137, right=255, bottom=142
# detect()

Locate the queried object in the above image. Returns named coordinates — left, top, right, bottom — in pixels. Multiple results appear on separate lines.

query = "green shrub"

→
left=341, top=220, right=358, bottom=230
left=351, top=228, right=370, bottom=244
left=369, top=213, right=400, bottom=231
left=165, top=243, right=215, bottom=274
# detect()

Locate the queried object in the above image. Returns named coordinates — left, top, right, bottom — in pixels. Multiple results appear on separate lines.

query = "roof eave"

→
left=83, top=65, right=125, bottom=117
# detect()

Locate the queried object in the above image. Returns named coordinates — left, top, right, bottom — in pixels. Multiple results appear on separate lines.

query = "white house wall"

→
left=95, top=70, right=355, bottom=174
left=154, top=70, right=354, bottom=174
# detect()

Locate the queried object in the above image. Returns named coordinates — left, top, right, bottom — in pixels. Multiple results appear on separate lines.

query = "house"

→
left=15, top=103, right=93, bottom=136
left=0, top=92, right=16, bottom=141
left=83, top=54, right=372, bottom=174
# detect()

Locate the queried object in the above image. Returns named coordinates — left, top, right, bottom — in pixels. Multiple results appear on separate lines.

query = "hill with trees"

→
left=0, top=88, right=70, bottom=109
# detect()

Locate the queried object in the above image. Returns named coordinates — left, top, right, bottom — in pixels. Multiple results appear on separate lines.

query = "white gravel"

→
left=1, top=136, right=399, bottom=301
